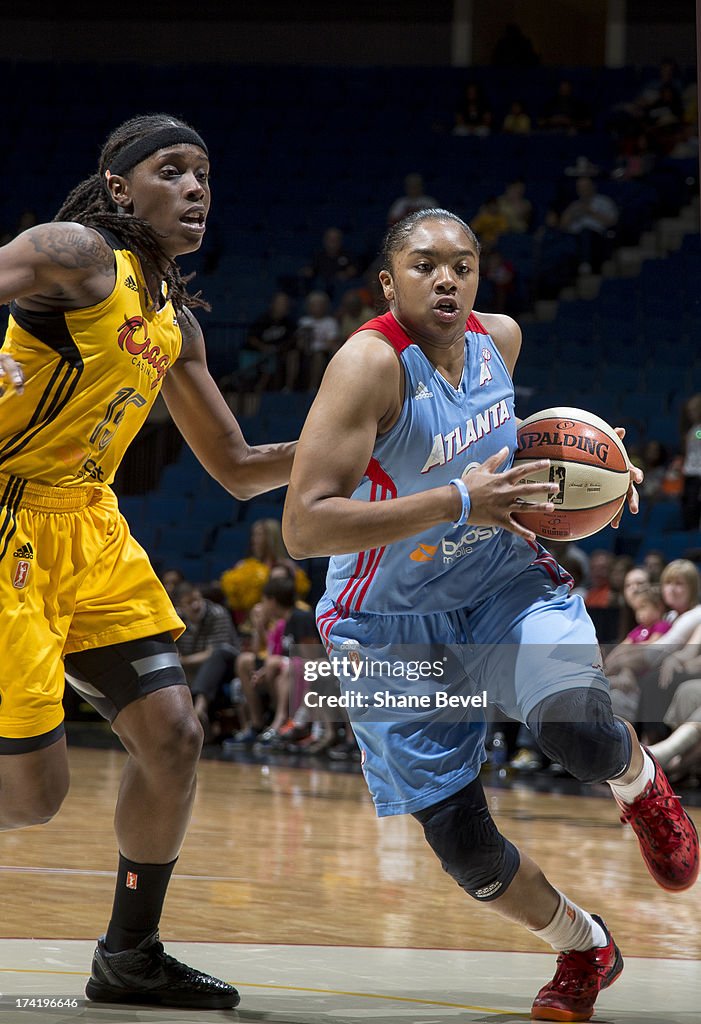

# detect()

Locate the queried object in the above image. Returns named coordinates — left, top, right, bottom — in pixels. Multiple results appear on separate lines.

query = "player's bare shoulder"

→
left=328, top=329, right=403, bottom=433
left=26, top=223, right=114, bottom=275
left=1, top=222, right=117, bottom=311
left=475, top=310, right=522, bottom=376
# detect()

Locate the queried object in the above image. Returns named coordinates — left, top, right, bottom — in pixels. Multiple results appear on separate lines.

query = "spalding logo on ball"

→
left=513, top=407, right=631, bottom=541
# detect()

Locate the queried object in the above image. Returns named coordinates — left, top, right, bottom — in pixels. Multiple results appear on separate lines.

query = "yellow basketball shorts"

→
left=0, top=473, right=184, bottom=742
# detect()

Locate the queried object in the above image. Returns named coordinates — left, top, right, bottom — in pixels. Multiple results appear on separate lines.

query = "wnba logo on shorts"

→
left=12, top=560, right=30, bottom=589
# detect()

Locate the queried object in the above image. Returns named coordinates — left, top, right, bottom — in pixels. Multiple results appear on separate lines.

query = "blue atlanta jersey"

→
left=322, top=310, right=555, bottom=618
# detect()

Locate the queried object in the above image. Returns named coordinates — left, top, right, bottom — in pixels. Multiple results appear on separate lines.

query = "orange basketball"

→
left=513, top=407, right=631, bottom=541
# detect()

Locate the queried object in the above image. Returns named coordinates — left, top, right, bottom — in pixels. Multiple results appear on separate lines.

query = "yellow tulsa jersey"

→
left=0, top=228, right=182, bottom=487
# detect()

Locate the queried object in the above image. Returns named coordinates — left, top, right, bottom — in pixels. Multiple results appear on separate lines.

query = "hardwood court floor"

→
left=0, top=746, right=699, bottom=1022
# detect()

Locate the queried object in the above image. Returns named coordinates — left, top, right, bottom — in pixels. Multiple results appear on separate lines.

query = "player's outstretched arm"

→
left=163, top=307, right=296, bottom=500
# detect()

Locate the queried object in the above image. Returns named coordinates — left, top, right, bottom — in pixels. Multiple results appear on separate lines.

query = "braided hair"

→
left=54, top=113, right=209, bottom=312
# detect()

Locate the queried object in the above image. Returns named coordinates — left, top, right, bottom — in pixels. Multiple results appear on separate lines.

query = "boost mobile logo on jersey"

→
left=117, top=316, right=171, bottom=390
left=410, top=526, right=499, bottom=566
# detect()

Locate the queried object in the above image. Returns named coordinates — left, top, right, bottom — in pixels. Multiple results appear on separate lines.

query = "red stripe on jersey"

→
left=349, top=311, right=414, bottom=353
left=466, top=311, right=489, bottom=336
left=343, top=459, right=398, bottom=614
left=335, top=482, right=379, bottom=613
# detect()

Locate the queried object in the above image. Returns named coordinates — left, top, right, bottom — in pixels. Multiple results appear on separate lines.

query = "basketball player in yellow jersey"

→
left=0, top=114, right=295, bottom=1010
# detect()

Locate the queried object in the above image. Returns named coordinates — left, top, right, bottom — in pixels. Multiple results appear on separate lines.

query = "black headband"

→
left=107, top=126, right=208, bottom=177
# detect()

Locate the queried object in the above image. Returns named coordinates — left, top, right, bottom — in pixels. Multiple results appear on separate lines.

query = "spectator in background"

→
left=220, top=518, right=310, bottom=625
left=639, top=439, right=671, bottom=502
left=650, top=665, right=701, bottom=781
left=584, top=549, right=615, bottom=609
left=620, top=585, right=671, bottom=645
left=173, top=581, right=239, bottom=739
left=337, top=288, right=376, bottom=342
left=681, top=394, right=701, bottom=530
left=453, top=82, right=492, bottom=136
left=160, top=567, right=185, bottom=597
left=502, top=100, right=532, bottom=135
left=294, top=290, right=340, bottom=392
left=540, top=79, right=591, bottom=133
left=607, top=584, right=670, bottom=721
left=241, top=291, right=297, bottom=392
left=646, top=84, right=685, bottom=155
left=532, top=207, right=580, bottom=299
left=560, top=176, right=618, bottom=274
left=618, top=564, right=651, bottom=640
left=234, top=576, right=318, bottom=746
left=643, top=549, right=667, bottom=584
left=497, top=178, right=533, bottom=233
left=301, top=227, right=358, bottom=297
left=387, top=173, right=438, bottom=226
left=470, top=196, right=509, bottom=247
left=606, top=559, right=701, bottom=735
left=481, top=250, right=516, bottom=314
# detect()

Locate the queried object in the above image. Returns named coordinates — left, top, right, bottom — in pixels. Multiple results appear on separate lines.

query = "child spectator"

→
left=623, top=584, right=672, bottom=644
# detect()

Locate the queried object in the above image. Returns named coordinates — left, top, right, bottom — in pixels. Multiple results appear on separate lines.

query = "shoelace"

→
left=550, top=949, right=610, bottom=993
left=621, top=793, right=686, bottom=850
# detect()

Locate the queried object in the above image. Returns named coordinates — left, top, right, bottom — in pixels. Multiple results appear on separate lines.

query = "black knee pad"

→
left=413, top=778, right=520, bottom=901
left=527, top=688, right=632, bottom=783
left=64, top=632, right=187, bottom=723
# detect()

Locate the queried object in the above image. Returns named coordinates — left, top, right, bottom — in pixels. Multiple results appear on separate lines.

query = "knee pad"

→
left=64, top=632, right=186, bottom=723
left=413, top=778, right=520, bottom=901
left=527, top=688, right=632, bottom=784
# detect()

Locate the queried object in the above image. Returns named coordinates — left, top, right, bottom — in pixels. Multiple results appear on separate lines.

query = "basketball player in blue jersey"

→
left=0, top=114, right=296, bottom=1010
left=284, top=209, right=699, bottom=1021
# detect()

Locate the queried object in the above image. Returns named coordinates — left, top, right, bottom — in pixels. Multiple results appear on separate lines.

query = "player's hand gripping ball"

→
left=513, top=407, right=631, bottom=541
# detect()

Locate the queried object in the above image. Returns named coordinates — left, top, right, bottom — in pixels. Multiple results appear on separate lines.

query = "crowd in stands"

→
left=162, top=520, right=359, bottom=762
left=498, top=554, right=701, bottom=787
left=139, top=498, right=701, bottom=789
left=215, top=55, right=698, bottom=396
left=39, top=53, right=698, bottom=786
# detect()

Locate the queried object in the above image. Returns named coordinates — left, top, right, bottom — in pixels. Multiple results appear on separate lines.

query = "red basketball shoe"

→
left=614, top=751, right=699, bottom=892
left=531, top=916, right=623, bottom=1022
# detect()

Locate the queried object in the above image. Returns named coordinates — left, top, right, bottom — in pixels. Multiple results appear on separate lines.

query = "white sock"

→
left=608, top=748, right=656, bottom=804
left=531, top=892, right=607, bottom=952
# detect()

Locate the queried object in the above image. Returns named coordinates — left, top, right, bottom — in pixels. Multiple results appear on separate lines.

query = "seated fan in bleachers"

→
left=539, top=78, right=592, bottom=133
left=293, top=290, right=341, bottom=392
left=219, top=518, right=310, bottom=626
left=232, top=574, right=319, bottom=748
left=497, top=178, right=533, bottom=233
left=560, top=176, right=618, bottom=274
left=300, top=226, right=359, bottom=298
left=240, top=290, right=297, bottom=393
left=387, top=172, right=438, bottom=226
left=173, top=581, right=240, bottom=741
left=680, top=393, right=701, bottom=530
left=336, top=288, right=376, bottom=343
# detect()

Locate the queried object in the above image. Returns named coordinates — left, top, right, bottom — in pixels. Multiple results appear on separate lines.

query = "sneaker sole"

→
left=531, top=946, right=624, bottom=1022
left=85, top=979, right=240, bottom=1009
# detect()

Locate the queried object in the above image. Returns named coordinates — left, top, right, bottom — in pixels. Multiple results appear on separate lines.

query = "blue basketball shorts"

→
left=317, top=565, right=609, bottom=817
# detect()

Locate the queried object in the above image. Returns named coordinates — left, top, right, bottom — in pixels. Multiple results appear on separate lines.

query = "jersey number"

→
left=90, top=387, right=148, bottom=451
